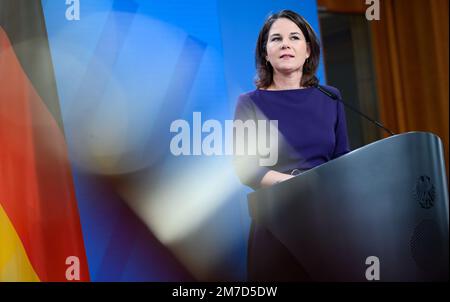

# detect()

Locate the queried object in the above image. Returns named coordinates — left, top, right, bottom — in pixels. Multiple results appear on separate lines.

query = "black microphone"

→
left=315, top=84, right=395, bottom=136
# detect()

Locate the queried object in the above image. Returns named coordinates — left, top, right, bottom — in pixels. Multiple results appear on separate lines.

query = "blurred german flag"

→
left=0, top=0, right=89, bottom=281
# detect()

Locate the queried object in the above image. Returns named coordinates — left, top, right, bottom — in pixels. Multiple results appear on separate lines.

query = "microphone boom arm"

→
left=315, top=84, right=395, bottom=136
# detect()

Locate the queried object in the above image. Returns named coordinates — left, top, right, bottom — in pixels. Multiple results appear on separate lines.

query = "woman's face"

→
left=265, top=18, right=310, bottom=75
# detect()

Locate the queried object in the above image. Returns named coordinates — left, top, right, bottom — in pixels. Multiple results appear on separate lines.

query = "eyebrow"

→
left=269, top=32, right=302, bottom=38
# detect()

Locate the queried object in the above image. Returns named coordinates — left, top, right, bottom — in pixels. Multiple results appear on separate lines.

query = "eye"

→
left=291, top=36, right=300, bottom=40
left=271, top=37, right=281, bottom=42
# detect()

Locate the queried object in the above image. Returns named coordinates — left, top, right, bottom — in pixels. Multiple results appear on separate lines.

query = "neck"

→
left=269, top=70, right=303, bottom=90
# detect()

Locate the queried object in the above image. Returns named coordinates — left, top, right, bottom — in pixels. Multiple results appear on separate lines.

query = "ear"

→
left=306, top=42, right=311, bottom=59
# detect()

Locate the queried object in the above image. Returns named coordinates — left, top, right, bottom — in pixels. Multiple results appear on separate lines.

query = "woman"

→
left=233, top=10, right=350, bottom=281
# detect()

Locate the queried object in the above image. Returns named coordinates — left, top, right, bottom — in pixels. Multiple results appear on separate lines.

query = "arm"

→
left=233, top=94, right=291, bottom=189
left=333, top=91, right=351, bottom=158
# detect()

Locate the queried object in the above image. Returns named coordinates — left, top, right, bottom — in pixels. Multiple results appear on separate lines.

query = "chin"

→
left=275, top=65, right=302, bottom=74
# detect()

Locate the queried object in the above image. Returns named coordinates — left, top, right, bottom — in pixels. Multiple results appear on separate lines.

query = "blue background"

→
left=42, top=0, right=323, bottom=281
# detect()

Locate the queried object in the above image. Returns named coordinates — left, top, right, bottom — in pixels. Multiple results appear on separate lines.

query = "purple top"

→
left=233, top=85, right=350, bottom=190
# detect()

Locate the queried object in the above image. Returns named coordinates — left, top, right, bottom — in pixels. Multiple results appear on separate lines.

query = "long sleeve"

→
left=233, top=94, right=271, bottom=190
left=332, top=90, right=351, bottom=158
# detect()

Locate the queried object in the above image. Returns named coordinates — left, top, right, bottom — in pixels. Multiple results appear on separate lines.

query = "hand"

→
left=275, top=174, right=295, bottom=184
left=260, top=170, right=295, bottom=187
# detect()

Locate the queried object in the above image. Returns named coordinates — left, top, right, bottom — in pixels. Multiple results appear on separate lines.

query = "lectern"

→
left=248, top=132, right=449, bottom=281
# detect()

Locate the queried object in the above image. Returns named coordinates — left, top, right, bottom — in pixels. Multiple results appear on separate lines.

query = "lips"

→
left=279, top=54, right=294, bottom=59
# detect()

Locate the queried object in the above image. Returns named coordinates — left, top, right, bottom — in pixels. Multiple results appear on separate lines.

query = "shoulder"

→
left=317, top=84, right=342, bottom=99
left=236, top=90, right=258, bottom=108
left=238, top=89, right=258, bottom=101
left=234, top=90, right=259, bottom=118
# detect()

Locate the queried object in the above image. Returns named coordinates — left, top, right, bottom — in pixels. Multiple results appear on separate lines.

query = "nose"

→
left=281, top=41, right=290, bottom=49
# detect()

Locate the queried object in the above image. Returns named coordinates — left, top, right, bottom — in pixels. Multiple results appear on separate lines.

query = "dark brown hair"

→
left=255, top=10, right=320, bottom=89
